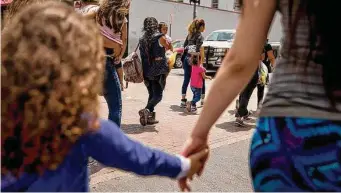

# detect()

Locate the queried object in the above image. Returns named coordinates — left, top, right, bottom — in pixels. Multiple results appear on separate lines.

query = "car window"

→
left=172, top=41, right=184, bottom=48
left=206, top=32, right=235, bottom=41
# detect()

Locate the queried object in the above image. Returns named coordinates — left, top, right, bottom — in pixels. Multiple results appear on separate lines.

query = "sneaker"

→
left=235, top=117, right=246, bottom=127
left=138, top=109, right=150, bottom=126
left=243, top=111, right=252, bottom=121
left=180, top=99, right=187, bottom=108
left=191, top=105, right=197, bottom=113
left=186, top=101, right=198, bottom=113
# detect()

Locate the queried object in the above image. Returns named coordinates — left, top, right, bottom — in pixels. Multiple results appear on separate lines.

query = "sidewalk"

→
left=90, top=69, right=259, bottom=186
left=91, top=139, right=253, bottom=192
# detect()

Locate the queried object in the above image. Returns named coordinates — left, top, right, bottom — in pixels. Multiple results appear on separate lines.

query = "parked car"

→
left=171, top=39, right=185, bottom=68
left=202, top=29, right=236, bottom=71
left=202, top=29, right=281, bottom=71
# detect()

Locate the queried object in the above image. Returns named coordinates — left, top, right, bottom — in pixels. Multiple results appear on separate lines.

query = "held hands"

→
left=178, top=136, right=210, bottom=191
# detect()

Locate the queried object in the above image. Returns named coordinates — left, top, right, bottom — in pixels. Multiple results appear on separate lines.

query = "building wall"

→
left=128, top=0, right=282, bottom=52
left=181, top=0, right=235, bottom=11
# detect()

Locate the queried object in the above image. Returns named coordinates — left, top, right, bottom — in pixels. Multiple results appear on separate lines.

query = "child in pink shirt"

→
left=187, top=56, right=212, bottom=113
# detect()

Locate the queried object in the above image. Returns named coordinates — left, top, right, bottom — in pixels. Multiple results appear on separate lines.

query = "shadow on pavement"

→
left=170, top=105, right=184, bottom=113
left=121, top=124, right=158, bottom=134
left=227, top=109, right=236, bottom=115
left=169, top=105, right=200, bottom=117
left=216, top=121, right=254, bottom=132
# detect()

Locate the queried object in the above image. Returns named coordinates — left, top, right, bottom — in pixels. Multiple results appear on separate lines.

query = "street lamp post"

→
left=190, top=0, right=200, bottom=19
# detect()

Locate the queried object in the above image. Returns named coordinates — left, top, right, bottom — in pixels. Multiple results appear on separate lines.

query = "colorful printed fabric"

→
left=250, top=117, right=341, bottom=192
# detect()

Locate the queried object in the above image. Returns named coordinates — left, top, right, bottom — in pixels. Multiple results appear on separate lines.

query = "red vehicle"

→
left=171, top=39, right=185, bottom=68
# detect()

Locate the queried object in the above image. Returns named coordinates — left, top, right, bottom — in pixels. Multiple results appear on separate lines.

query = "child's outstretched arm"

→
left=201, top=72, right=212, bottom=80
left=83, top=119, right=207, bottom=179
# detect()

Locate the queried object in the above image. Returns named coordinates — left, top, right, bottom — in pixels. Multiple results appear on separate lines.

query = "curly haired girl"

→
left=1, top=2, right=207, bottom=192
left=3, top=0, right=73, bottom=27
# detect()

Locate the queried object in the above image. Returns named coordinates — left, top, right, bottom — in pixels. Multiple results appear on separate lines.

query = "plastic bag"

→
left=258, top=61, right=268, bottom=86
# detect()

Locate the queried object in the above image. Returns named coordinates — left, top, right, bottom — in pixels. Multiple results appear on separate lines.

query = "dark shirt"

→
left=262, top=43, right=273, bottom=65
left=183, top=32, right=204, bottom=53
left=263, top=43, right=273, bottom=72
left=139, top=33, right=169, bottom=79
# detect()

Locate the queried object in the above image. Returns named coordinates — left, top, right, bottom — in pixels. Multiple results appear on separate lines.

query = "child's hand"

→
left=178, top=149, right=209, bottom=191
left=207, top=76, right=213, bottom=80
left=187, top=148, right=209, bottom=178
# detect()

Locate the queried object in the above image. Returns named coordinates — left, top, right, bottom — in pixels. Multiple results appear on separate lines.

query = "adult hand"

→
left=178, top=136, right=209, bottom=191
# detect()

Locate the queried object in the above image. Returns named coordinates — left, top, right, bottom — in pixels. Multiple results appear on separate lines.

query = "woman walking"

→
left=96, top=0, right=129, bottom=126
left=180, top=19, right=206, bottom=108
left=138, top=17, right=171, bottom=126
left=180, top=0, right=341, bottom=191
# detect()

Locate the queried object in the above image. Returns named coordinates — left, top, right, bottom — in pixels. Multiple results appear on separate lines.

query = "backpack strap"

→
left=134, top=43, right=140, bottom=52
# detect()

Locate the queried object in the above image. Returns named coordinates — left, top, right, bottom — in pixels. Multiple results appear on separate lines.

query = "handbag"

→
left=122, top=43, right=144, bottom=89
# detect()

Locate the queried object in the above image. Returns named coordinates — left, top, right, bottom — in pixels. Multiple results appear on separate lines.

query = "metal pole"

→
left=169, top=14, right=173, bottom=37
left=193, top=0, right=197, bottom=19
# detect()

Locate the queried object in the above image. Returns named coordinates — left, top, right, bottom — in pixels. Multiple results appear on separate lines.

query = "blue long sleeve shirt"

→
left=1, top=119, right=186, bottom=192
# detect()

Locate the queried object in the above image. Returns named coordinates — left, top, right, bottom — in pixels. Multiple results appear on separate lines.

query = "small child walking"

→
left=186, top=56, right=212, bottom=113
left=1, top=3, right=207, bottom=191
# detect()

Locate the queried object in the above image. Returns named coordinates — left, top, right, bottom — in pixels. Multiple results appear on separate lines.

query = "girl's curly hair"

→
left=4, top=0, right=73, bottom=27
left=1, top=1, right=104, bottom=176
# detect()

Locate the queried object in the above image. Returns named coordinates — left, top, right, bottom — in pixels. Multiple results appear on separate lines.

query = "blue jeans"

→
left=191, top=87, right=202, bottom=106
left=103, top=48, right=122, bottom=126
left=181, top=56, right=205, bottom=96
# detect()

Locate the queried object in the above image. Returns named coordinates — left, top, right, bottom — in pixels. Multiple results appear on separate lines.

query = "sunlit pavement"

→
left=89, top=69, right=260, bottom=191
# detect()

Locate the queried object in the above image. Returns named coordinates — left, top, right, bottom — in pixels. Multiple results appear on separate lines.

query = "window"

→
left=172, top=40, right=185, bottom=49
left=234, top=0, right=241, bottom=11
left=211, top=0, right=219, bottom=9
left=206, top=31, right=235, bottom=41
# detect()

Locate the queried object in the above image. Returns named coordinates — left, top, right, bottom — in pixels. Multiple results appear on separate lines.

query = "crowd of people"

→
left=1, top=0, right=341, bottom=192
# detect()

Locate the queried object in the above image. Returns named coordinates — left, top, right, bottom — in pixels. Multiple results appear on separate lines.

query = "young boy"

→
left=186, top=55, right=212, bottom=113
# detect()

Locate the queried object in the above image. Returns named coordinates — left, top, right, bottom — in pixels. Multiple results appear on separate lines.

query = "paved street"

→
left=89, top=69, right=260, bottom=192
left=92, top=139, right=252, bottom=192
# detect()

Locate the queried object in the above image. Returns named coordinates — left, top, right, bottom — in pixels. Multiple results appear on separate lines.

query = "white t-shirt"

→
left=76, top=4, right=99, bottom=14
left=165, top=34, right=172, bottom=43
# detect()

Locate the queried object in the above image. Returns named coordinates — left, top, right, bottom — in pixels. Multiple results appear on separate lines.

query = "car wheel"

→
left=174, top=54, right=183, bottom=68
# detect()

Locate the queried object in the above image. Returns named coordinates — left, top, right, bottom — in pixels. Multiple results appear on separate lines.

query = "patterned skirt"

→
left=250, top=117, right=341, bottom=191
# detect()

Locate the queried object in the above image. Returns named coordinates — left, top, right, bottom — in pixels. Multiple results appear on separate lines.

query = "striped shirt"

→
left=77, top=4, right=127, bottom=45
left=99, top=17, right=128, bottom=45
left=260, top=0, right=341, bottom=120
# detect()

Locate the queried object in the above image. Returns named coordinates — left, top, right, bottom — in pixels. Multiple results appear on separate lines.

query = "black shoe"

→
left=243, top=111, right=252, bottom=121
left=235, top=117, right=246, bottom=127
left=147, top=112, right=159, bottom=125
left=139, top=109, right=150, bottom=126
